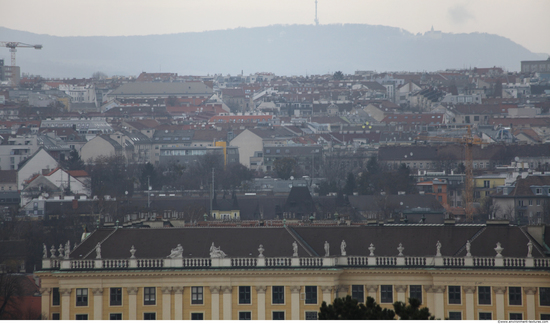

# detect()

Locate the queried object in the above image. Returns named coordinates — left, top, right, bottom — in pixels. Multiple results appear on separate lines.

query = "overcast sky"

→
left=1, top=0, right=550, bottom=55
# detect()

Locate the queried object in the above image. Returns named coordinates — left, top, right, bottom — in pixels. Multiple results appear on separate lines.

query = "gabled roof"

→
left=18, top=147, right=57, bottom=170
left=507, top=175, right=550, bottom=196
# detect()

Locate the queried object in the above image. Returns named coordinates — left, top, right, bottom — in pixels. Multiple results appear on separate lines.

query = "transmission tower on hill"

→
left=314, top=0, right=319, bottom=26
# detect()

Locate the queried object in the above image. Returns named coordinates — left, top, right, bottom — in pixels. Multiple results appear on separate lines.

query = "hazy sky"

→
left=1, top=0, right=550, bottom=55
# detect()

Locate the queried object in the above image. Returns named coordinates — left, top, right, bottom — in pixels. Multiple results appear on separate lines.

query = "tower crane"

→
left=416, top=126, right=482, bottom=222
left=0, top=41, right=43, bottom=67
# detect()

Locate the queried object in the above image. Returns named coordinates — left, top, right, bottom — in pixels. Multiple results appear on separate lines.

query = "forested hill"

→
left=0, top=24, right=546, bottom=78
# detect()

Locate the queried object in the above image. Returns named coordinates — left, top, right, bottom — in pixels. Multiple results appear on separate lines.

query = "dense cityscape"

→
left=1, top=22, right=550, bottom=320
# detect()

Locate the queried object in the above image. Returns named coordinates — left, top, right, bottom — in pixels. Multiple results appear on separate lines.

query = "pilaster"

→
left=92, top=288, right=103, bottom=320
left=493, top=286, right=506, bottom=320
left=321, top=286, right=333, bottom=303
left=290, top=286, right=301, bottom=320
left=256, top=286, right=266, bottom=320
left=127, top=287, right=138, bottom=321
left=525, top=287, right=537, bottom=320
left=210, top=286, right=220, bottom=320
left=39, top=288, right=50, bottom=319
left=367, top=285, right=378, bottom=301
left=60, top=288, right=71, bottom=320
left=395, top=285, right=407, bottom=303
left=161, top=287, right=172, bottom=320
left=174, top=287, right=184, bottom=320
left=337, top=285, right=348, bottom=299
left=463, top=286, right=476, bottom=320
left=222, top=286, right=233, bottom=320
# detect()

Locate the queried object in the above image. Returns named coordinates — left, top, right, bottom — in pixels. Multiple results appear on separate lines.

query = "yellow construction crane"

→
left=416, top=126, right=482, bottom=222
left=0, top=41, right=42, bottom=67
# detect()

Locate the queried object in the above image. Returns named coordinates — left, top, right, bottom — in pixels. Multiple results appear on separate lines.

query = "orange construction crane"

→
left=416, top=126, right=482, bottom=222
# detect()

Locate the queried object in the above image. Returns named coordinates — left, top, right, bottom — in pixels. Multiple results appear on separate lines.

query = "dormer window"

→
left=536, top=188, right=542, bottom=195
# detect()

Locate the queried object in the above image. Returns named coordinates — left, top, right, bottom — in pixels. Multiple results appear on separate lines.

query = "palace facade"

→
left=36, top=223, right=550, bottom=320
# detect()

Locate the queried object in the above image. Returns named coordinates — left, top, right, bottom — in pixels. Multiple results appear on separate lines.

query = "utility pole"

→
left=147, top=176, right=151, bottom=213
left=210, top=168, right=214, bottom=217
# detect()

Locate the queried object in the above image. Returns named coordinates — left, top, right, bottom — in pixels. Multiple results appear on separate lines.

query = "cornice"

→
left=37, top=267, right=550, bottom=280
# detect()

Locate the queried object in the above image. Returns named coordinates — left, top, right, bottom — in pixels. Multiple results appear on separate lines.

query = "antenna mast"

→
left=314, top=0, right=319, bottom=26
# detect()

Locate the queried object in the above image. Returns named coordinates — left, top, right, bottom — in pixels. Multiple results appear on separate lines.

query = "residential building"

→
left=474, top=174, right=506, bottom=202
left=521, top=58, right=550, bottom=73
left=416, top=179, right=448, bottom=206
left=492, top=175, right=550, bottom=224
left=17, top=148, right=58, bottom=190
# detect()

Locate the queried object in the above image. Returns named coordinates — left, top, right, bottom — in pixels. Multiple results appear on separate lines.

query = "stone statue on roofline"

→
left=167, top=244, right=184, bottom=258
left=43, top=243, right=48, bottom=259
left=209, top=242, right=226, bottom=258
left=95, top=243, right=102, bottom=259
left=324, top=241, right=330, bottom=257
left=527, top=241, right=533, bottom=258
left=466, top=240, right=471, bottom=257
left=436, top=241, right=442, bottom=257
left=341, top=240, right=347, bottom=256
left=292, top=241, right=298, bottom=257
left=64, top=240, right=71, bottom=259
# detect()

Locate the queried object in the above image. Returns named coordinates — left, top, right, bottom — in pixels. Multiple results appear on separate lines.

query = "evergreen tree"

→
left=343, top=172, right=356, bottom=195
left=319, top=296, right=396, bottom=320
left=65, top=148, right=85, bottom=170
left=393, top=298, right=435, bottom=320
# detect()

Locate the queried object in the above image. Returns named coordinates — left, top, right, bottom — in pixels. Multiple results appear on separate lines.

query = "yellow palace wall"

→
left=38, top=267, right=550, bottom=320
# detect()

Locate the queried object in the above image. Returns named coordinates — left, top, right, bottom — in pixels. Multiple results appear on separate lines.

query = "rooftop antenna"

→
left=314, top=0, right=319, bottom=26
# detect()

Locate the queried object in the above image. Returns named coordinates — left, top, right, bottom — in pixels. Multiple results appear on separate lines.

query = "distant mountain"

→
left=0, top=24, right=547, bottom=78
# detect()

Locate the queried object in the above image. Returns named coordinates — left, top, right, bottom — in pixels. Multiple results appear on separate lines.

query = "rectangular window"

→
left=144, top=313, right=156, bottom=320
left=52, top=313, right=60, bottom=320
left=272, top=286, right=285, bottom=304
left=510, top=313, right=523, bottom=320
left=483, top=180, right=490, bottom=188
left=110, top=288, right=122, bottom=306
left=110, top=313, right=122, bottom=320
left=273, top=311, right=285, bottom=320
left=191, top=313, right=204, bottom=320
left=75, top=314, right=88, bottom=320
left=305, top=311, right=318, bottom=320
left=239, top=311, right=251, bottom=320
left=191, top=287, right=203, bottom=305
left=410, top=285, right=422, bottom=304
left=509, top=287, right=522, bottom=305
left=381, top=285, right=393, bottom=303
left=352, top=285, right=364, bottom=303
left=479, top=312, right=492, bottom=320
left=448, top=312, right=462, bottom=320
left=76, top=288, right=88, bottom=306
left=540, top=287, right=550, bottom=306
left=239, top=286, right=251, bottom=304
left=478, top=286, right=491, bottom=305
left=448, top=286, right=461, bottom=304
left=305, top=286, right=317, bottom=304
left=541, top=314, right=550, bottom=320
left=52, top=288, right=60, bottom=306
left=144, top=287, right=156, bottom=305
